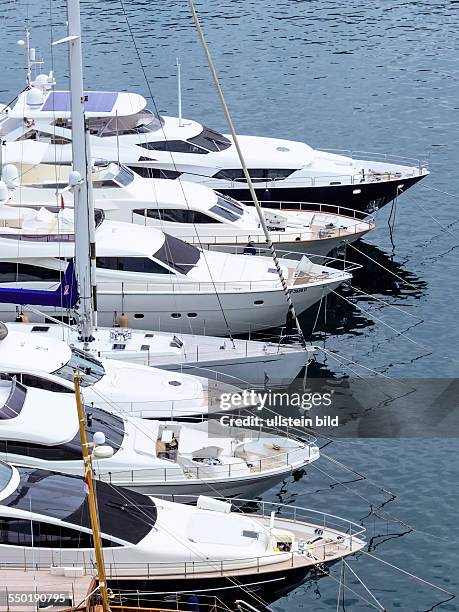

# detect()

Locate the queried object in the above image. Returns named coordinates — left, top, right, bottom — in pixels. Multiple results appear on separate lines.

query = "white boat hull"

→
left=0, top=280, right=344, bottom=336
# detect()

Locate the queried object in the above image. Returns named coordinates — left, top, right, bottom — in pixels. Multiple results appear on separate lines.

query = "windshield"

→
left=100, top=164, right=135, bottom=187
left=0, top=376, right=27, bottom=420
left=0, top=406, right=124, bottom=461
left=90, top=110, right=163, bottom=137
left=188, top=126, right=231, bottom=152
left=52, top=347, right=105, bottom=387
left=209, top=194, right=244, bottom=222
left=3, top=467, right=157, bottom=544
left=0, top=462, right=13, bottom=493
left=154, top=233, right=201, bottom=275
left=54, top=110, right=164, bottom=137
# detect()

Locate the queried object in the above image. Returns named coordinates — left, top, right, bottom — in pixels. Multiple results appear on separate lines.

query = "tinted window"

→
left=0, top=406, right=124, bottom=461
left=0, top=262, right=62, bottom=283
left=3, top=467, right=157, bottom=545
left=8, top=373, right=73, bottom=394
left=97, top=256, right=172, bottom=275
left=0, top=462, right=13, bottom=492
left=132, top=165, right=182, bottom=180
left=154, top=233, right=201, bottom=275
left=187, top=126, right=231, bottom=152
left=213, top=168, right=296, bottom=182
left=209, top=205, right=239, bottom=222
left=133, top=208, right=218, bottom=224
left=138, top=140, right=208, bottom=154
left=0, top=517, right=115, bottom=547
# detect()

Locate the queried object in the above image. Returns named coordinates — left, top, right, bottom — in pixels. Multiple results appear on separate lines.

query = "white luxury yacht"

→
left=0, top=70, right=428, bottom=213
left=0, top=461, right=366, bottom=601
left=0, top=322, right=246, bottom=420
left=5, top=161, right=375, bottom=258
left=0, top=152, right=311, bottom=388
left=0, top=203, right=356, bottom=336
left=0, top=374, right=319, bottom=498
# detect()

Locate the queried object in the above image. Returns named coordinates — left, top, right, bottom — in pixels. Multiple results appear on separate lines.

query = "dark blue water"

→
left=1, top=0, right=458, bottom=609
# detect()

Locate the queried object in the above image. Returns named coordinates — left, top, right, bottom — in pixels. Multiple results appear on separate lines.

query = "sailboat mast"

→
left=67, top=0, right=94, bottom=343
left=73, top=371, right=110, bottom=612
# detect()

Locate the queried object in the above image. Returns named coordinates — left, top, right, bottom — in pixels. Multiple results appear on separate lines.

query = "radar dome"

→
left=26, top=87, right=43, bottom=107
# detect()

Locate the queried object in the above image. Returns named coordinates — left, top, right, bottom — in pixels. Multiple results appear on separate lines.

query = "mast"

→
left=66, top=0, right=96, bottom=343
left=187, top=0, right=304, bottom=341
left=73, top=371, right=110, bottom=612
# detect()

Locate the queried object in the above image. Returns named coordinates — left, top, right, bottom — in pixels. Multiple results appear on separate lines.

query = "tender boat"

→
left=0, top=203, right=356, bottom=336
left=0, top=69, right=428, bottom=213
left=5, top=161, right=375, bottom=258
left=0, top=374, right=319, bottom=498
left=0, top=461, right=366, bottom=604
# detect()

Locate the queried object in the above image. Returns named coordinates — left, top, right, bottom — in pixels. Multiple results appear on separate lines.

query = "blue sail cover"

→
left=0, top=260, right=78, bottom=308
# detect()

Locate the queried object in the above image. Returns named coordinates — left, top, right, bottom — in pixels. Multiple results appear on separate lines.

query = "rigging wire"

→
left=186, top=0, right=306, bottom=344
left=117, top=0, right=236, bottom=341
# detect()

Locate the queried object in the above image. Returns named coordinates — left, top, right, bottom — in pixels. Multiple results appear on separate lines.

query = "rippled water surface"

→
left=0, top=0, right=458, bottom=609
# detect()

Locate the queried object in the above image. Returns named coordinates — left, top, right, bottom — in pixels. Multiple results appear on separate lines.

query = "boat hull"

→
left=111, top=468, right=301, bottom=501
left=220, top=174, right=425, bottom=213
left=106, top=562, right=337, bottom=608
left=0, top=280, right=344, bottom=336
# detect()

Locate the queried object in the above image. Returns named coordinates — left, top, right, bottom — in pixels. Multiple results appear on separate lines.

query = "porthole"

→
left=187, top=313, right=198, bottom=318
left=254, top=300, right=264, bottom=305
left=352, top=188, right=362, bottom=195
left=171, top=313, right=182, bottom=319
left=168, top=380, right=182, bottom=386
left=134, top=313, right=145, bottom=319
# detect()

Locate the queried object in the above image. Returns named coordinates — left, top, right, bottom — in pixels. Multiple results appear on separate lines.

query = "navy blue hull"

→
left=106, top=563, right=333, bottom=609
left=220, top=174, right=425, bottom=213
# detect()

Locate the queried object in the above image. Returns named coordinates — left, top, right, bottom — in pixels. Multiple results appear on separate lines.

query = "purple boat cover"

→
left=41, top=91, right=118, bottom=113
left=0, top=260, right=78, bottom=308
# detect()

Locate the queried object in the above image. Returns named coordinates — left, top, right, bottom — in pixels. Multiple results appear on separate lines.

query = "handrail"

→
left=316, top=147, right=429, bottom=169
left=93, top=253, right=359, bottom=296
left=179, top=218, right=374, bottom=247
left=95, top=441, right=317, bottom=485
left=241, top=200, right=373, bottom=219
left=0, top=498, right=365, bottom=577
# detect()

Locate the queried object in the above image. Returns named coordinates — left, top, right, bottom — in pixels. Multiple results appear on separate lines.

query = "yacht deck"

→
left=0, top=569, right=93, bottom=611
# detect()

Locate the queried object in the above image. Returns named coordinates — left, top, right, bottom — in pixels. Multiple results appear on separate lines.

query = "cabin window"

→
left=0, top=517, right=116, bottom=548
left=7, top=373, right=73, bottom=394
left=133, top=208, right=219, bottom=224
left=0, top=406, right=124, bottom=461
left=137, top=139, right=208, bottom=154
left=0, top=262, right=62, bottom=283
left=212, top=168, right=296, bottom=182
left=3, top=467, right=158, bottom=545
left=97, top=256, right=172, bottom=275
left=132, top=165, right=182, bottom=180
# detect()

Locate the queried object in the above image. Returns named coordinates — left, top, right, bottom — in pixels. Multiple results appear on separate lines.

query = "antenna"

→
left=17, top=27, right=44, bottom=87
left=177, top=56, right=183, bottom=127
